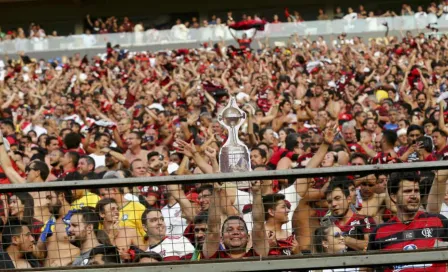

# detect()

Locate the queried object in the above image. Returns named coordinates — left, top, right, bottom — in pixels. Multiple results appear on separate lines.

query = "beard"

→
left=69, top=237, right=82, bottom=248
left=418, top=103, right=425, bottom=109
left=49, top=199, right=62, bottom=219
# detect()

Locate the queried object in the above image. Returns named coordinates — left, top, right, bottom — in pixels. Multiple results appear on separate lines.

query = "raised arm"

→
left=426, top=169, right=448, bottom=213
left=0, top=130, right=25, bottom=184
left=167, top=183, right=197, bottom=222
left=251, top=180, right=269, bottom=256
left=202, top=185, right=222, bottom=258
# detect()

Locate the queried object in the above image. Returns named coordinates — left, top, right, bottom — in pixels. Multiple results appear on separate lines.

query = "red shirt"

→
left=268, top=235, right=295, bottom=256
left=335, top=213, right=375, bottom=251
left=237, top=38, right=252, bottom=50
left=368, top=211, right=448, bottom=272
left=433, top=145, right=448, bottom=160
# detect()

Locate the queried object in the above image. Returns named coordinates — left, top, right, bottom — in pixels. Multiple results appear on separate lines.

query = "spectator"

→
left=334, top=7, right=345, bottom=19
left=317, top=9, right=329, bottom=20
left=326, top=178, right=376, bottom=251
left=202, top=180, right=269, bottom=259
left=68, top=207, right=104, bottom=266
left=369, top=171, right=448, bottom=271
left=141, top=207, right=194, bottom=260
left=0, top=219, right=39, bottom=268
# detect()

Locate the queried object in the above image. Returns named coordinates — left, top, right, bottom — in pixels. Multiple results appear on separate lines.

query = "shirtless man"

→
left=36, top=190, right=80, bottom=267
left=287, top=128, right=335, bottom=252
left=124, top=132, right=149, bottom=165
left=355, top=174, right=394, bottom=224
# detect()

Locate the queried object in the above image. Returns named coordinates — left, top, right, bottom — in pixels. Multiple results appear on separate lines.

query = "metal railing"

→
left=3, top=161, right=448, bottom=271
left=1, top=14, right=448, bottom=56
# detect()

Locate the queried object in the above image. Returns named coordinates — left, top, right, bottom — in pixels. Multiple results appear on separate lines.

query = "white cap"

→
left=397, top=128, right=407, bottom=137
left=148, top=103, right=164, bottom=112
left=168, top=163, right=179, bottom=174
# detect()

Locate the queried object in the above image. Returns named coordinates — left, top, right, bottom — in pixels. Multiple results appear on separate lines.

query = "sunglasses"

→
left=25, top=166, right=37, bottom=173
left=333, top=232, right=347, bottom=238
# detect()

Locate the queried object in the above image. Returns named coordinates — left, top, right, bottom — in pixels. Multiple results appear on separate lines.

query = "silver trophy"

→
left=218, top=96, right=251, bottom=189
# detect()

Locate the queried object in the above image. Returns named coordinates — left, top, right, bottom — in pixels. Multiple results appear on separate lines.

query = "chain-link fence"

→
left=1, top=161, right=448, bottom=271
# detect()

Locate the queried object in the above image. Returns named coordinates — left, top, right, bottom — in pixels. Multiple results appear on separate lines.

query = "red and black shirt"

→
left=335, top=213, right=375, bottom=250
left=368, top=211, right=448, bottom=272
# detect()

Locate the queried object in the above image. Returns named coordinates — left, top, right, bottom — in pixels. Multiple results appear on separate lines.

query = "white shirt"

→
left=161, top=202, right=188, bottom=236
left=88, top=153, right=106, bottom=168
left=441, top=202, right=448, bottom=218
left=147, top=236, right=194, bottom=260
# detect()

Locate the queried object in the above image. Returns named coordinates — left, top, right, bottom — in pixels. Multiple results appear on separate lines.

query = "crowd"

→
left=3, top=1, right=448, bottom=42
left=1, top=11, right=448, bottom=270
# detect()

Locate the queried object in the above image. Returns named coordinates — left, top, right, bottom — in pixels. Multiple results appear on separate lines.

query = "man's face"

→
left=212, top=122, right=222, bottom=134
left=96, top=136, right=110, bottom=149
left=47, top=139, right=60, bottom=152
left=194, top=222, right=208, bottom=247
left=342, top=128, right=356, bottom=143
left=222, top=219, right=249, bottom=250
left=157, top=113, right=166, bottom=125
left=68, top=213, right=89, bottom=246
left=131, top=161, right=147, bottom=177
left=327, top=188, right=350, bottom=218
left=432, top=131, right=447, bottom=148
left=350, top=157, right=366, bottom=166
left=394, top=180, right=421, bottom=213
left=144, top=211, right=166, bottom=239
left=101, top=203, right=120, bottom=223
left=388, top=111, right=398, bottom=123
left=375, top=175, right=387, bottom=194
left=148, top=155, right=162, bottom=171
left=117, top=120, right=130, bottom=134
left=408, top=130, right=422, bottom=144
left=417, top=94, right=426, bottom=109
left=46, top=191, right=62, bottom=216
left=364, top=119, right=376, bottom=132
left=125, top=134, right=140, bottom=149
left=16, top=226, right=35, bottom=253
left=64, top=105, right=74, bottom=114
left=424, top=123, right=434, bottom=136
left=198, top=189, right=211, bottom=211
left=77, top=158, right=92, bottom=175
left=360, top=178, right=376, bottom=199
left=250, top=149, right=265, bottom=166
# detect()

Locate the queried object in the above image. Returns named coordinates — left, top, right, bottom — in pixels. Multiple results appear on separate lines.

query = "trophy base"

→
left=219, top=146, right=251, bottom=189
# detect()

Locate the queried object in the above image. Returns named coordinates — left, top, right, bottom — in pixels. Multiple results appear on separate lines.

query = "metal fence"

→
left=1, top=161, right=448, bottom=271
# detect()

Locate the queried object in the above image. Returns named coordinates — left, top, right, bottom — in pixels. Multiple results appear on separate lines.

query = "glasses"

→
left=25, top=166, right=37, bottom=173
left=409, top=134, right=421, bottom=138
left=333, top=232, right=347, bottom=238
left=311, top=142, right=322, bottom=146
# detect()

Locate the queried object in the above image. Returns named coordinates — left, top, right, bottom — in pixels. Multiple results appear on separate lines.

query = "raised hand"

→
left=204, top=146, right=217, bottom=159
left=323, top=125, right=336, bottom=145
left=251, top=180, right=262, bottom=193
